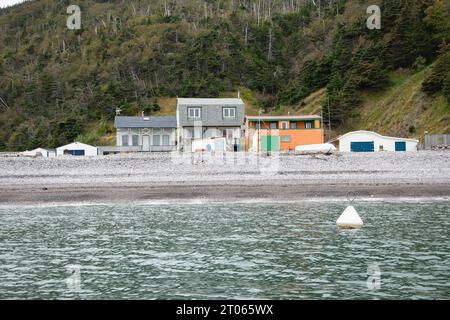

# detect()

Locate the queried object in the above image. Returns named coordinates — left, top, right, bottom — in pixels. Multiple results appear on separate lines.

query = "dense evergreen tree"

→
left=0, top=0, right=448, bottom=150
left=323, top=0, right=449, bottom=126
left=423, top=44, right=450, bottom=100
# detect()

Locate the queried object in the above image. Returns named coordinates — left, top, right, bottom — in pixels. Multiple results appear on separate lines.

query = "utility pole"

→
left=320, top=109, right=324, bottom=131
left=258, top=109, right=262, bottom=153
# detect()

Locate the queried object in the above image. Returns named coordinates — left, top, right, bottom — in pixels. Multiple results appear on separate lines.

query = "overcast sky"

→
left=0, top=0, right=30, bottom=9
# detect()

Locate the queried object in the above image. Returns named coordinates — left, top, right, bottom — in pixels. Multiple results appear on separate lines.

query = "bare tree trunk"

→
left=154, top=72, right=159, bottom=91
left=268, top=28, right=272, bottom=60
left=318, top=0, right=321, bottom=20
left=244, top=22, right=248, bottom=46
left=112, top=16, right=117, bottom=33
left=164, top=0, right=170, bottom=17
left=257, top=0, right=261, bottom=25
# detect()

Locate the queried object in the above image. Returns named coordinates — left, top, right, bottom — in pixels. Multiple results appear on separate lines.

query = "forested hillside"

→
left=0, top=0, right=449, bottom=150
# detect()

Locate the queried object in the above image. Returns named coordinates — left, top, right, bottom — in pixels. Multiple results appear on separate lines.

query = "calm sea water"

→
left=0, top=201, right=449, bottom=300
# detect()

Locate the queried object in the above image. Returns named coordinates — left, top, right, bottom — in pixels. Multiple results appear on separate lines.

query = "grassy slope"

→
left=296, top=66, right=450, bottom=140
left=351, top=66, right=450, bottom=139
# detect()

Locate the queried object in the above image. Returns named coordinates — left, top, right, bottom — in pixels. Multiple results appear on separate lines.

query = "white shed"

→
left=56, top=142, right=98, bottom=157
left=23, top=148, right=54, bottom=158
left=337, top=131, right=418, bottom=152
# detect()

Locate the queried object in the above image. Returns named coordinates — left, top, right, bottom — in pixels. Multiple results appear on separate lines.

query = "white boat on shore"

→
left=295, top=143, right=337, bottom=155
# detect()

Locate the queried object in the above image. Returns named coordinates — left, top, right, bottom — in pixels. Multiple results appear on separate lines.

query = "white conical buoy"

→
left=336, top=205, right=363, bottom=229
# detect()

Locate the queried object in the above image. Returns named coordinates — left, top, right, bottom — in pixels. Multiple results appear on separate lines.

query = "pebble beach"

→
left=0, top=151, right=449, bottom=205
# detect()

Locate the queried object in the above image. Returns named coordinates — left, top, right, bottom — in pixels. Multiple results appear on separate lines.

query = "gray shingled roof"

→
left=177, top=98, right=245, bottom=106
left=114, top=116, right=177, bottom=128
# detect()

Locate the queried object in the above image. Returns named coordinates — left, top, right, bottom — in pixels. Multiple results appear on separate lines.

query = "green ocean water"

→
left=0, top=201, right=449, bottom=299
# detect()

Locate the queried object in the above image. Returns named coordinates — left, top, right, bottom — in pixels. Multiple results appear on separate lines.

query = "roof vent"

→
left=143, top=117, right=150, bottom=121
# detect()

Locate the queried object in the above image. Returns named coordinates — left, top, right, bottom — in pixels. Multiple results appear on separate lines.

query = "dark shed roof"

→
left=114, top=116, right=177, bottom=128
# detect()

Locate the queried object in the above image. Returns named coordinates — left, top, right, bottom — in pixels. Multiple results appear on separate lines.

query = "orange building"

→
left=245, top=115, right=324, bottom=152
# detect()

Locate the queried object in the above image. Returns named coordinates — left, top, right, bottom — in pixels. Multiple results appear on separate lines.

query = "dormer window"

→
left=223, top=107, right=236, bottom=118
left=188, top=107, right=201, bottom=119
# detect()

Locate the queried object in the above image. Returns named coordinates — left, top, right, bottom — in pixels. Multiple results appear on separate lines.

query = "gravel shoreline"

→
left=1, top=151, right=449, bottom=204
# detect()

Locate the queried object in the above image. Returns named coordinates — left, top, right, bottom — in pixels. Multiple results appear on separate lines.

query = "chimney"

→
left=238, top=91, right=240, bottom=99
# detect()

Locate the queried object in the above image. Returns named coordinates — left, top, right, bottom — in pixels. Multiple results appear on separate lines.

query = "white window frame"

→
left=153, top=135, right=161, bottom=146
left=162, top=135, right=170, bottom=146
left=281, top=135, right=291, bottom=142
left=132, top=135, right=139, bottom=146
left=223, top=107, right=236, bottom=118
left=122, top=135, right=129, bottom=146
left=188, top=107, right=201, bottom=119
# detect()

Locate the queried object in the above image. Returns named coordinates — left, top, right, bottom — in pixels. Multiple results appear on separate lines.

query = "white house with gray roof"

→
left=114, top=116, right=177, bottom=152
left=176, top=98, right=245, bottom=152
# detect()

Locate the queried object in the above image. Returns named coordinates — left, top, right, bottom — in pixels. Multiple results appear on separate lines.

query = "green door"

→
left=261, top=136, right=280, bottom=152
